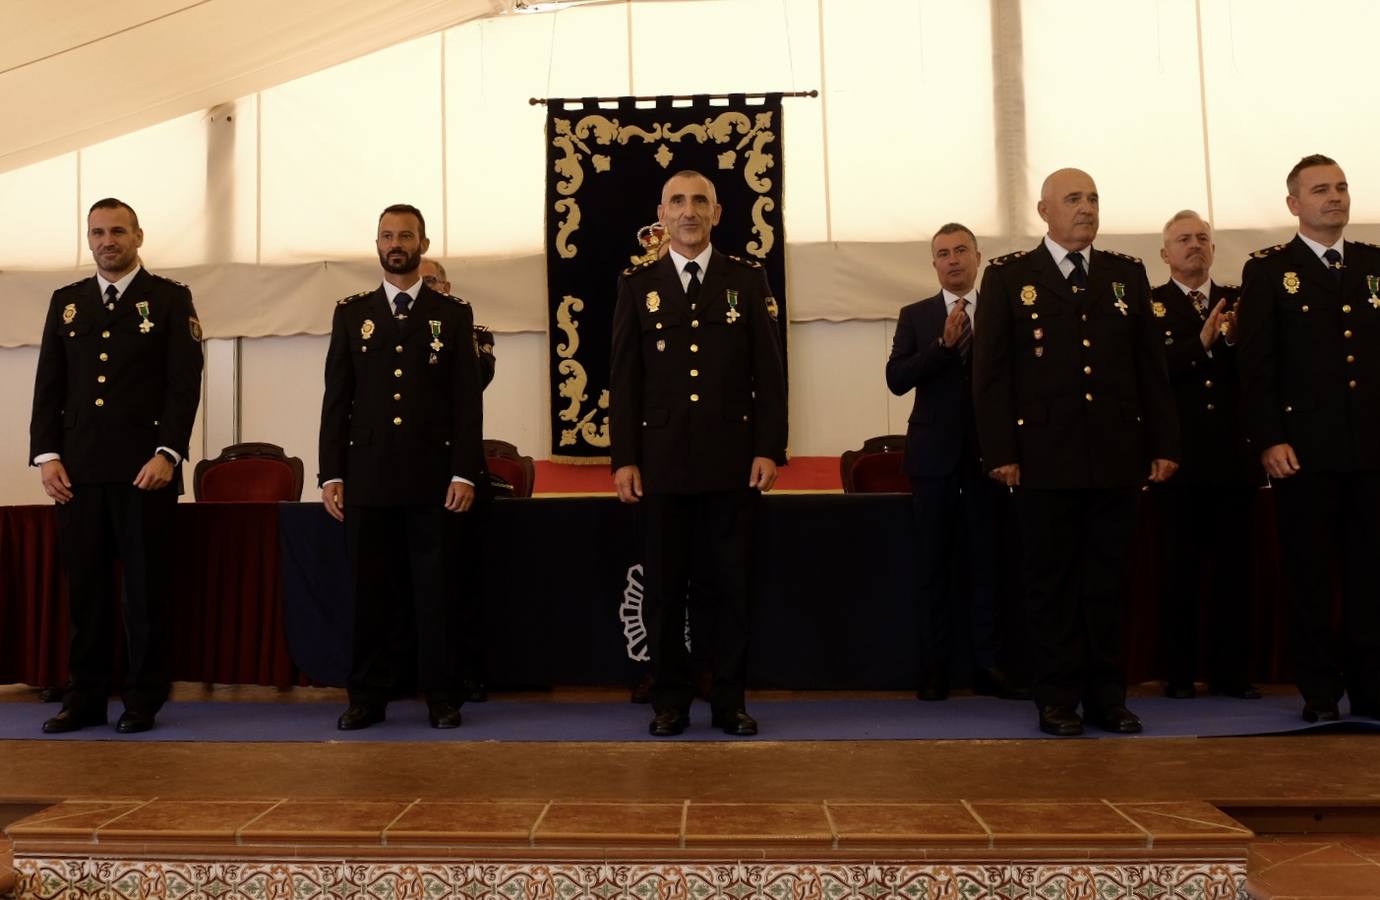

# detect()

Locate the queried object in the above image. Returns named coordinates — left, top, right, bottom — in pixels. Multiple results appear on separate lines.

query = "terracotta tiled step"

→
left=1247, top=834, right=1380, bottom=898
left=5, top=797, right=1252, bottom=854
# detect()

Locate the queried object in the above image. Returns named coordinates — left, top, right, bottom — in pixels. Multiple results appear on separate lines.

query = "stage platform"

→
left=2, top=686, right=1380, bottom=898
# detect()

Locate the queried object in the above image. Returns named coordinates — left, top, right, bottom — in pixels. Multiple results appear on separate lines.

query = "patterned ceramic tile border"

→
left=13, top=857, right=1247, bottom=899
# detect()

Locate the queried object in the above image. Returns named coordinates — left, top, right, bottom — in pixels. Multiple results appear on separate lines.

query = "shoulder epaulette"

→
left=443, top=293, right=469, bottom=305
left=336, top=290, right=371, bottom=306
left=724, top=253, right=764, bottom=269
left=55, top=277, right=90, bottom=292
left=622, top=257, right=658, bottom=277
left=1250, top=244, right=1287, bottom=259
left=147, top=272, right=188, bottom=288
left=1353, top=240, right=1380, bottom=251
left=988, top=250, right=1027, bottom=267
left=1102, top=249, right=1142, bottom=264
left=1219, top=283, right=1240, bottom=291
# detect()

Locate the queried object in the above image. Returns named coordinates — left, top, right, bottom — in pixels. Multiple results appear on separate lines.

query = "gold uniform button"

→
left=1085, top=392, right=1094, bottom=402
left=1345, top=330, right=1354, bottom=339
left=68, top=330, right=75, bottom=337
left=690, top=344, right=699, bottom=353
left=99, top=352, right=108, bottom=361
left=1083, top=366, right=1092, bottom=375
left=94, top=398, right=104, bottom=407
left=1348, top=355, right=1356, bottom=364
left=101, top=330, right=110, bottom=339
left=394, top=368, right=403, bottom=377
left=655, top=322, right=663, bottom=330
left=96, top=375, right=106, bottom=384
left=1206, top=403, right=1216, bottom=411
left=1350, top=380, right=1358, bottom=389
left=690, top=393, right=699, bottom=402
left=1082, top=338, right=1091, bottom=348
left=393, top=416, right=403, bottom=425
left=1343, top=304, right=1352, bottom=313
left=1081, top=314, right=1088, bottom=322
left=1017, top=418, right=1025, bottom=426
left=1285, top=405, right=1294, bottom=413
left=1031, top=312, right=1039, bottom=320
left=393, top=392, right=402, bottom=401
left=691, top=320, right=700, bottom=328
left=395, top=345, right=404, bottom=353
left=1302, top=305, right=1310, bottom=312
left=1205, top=379, right=1214, bottom=388
left=690, top=369, right=699, bottom=377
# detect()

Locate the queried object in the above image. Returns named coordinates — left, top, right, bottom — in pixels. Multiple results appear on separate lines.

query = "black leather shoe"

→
left=115, top=710, right=156, bottom=734
left=1163, top=681, right=1197, bottom=699
left=1090, top=705, right=1143, bottom=734
left=337, top=704, right=385, bottom=731
left=1302, top=703, right=1341, bottom=723
left=1210, top=682, right=1261, bottom=700
left=916, top=669, right=948, bottom=702
left=629, top=674, right=653, bottom=704
left=463, top=681, right=488, bottom=703
left=41, top=707, right=106, bottom=734
left=428, top=702, right=462, bottom=729
left=972, top=667, right=1031, bottom=701
left=711, top=708, right=759, bottom=736
left=1037, top=705, right=1083, bottom=736
left=649, top=710, right=688, bottom=736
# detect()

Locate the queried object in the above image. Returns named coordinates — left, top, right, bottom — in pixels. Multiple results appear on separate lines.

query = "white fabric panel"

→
left=1199, top=0, right=1380, bottom=229
left=882, top=318, right=912, bottom=437
left=259, top=36, right=446, bottom=262
left=787, top=319, right=893, bottom=457
left=478, top=331, right=553, bottom=457
left=822, top=0, right=998, bottom=240
left=1021, top=0, right=1208, bottom=234
left=201, top=339, right=238, bottom=461
left=0, top=346, right=47, bottom=505
left=228, top=95, right=261, bottom=264
left=79, top=110, right=210, bottom=268
left=0, top=0, right=501, bottom=174
left=0, top=154, right=79, bottom=270
left=238, top=335, right=330, bottom=492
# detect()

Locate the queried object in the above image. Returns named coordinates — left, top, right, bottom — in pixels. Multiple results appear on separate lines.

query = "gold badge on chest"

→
left=1020, top=285, right=1037, bottom=306
left=361, top=319, right=375, bottom=340
left=62, top=303, right=77, bottom=325
left=1151, top=301, right=1166, bottom=318
left=1283, top=272, right=1300, bottom=294
left=646, top=291, right=661, bottom=313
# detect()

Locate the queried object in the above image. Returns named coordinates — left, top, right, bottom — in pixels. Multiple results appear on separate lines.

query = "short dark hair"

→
left=662, top=170, right=717, bottom=202
left=88, top=197, right=139, bottom=230
left=1287, top=154, right=1339, bottom=196
left=379, top=204, right=427, bottom=240
left=931, top=222, right=977, bottom=248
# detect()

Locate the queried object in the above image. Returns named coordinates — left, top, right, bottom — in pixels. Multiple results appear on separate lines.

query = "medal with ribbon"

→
left=726, top=289, right=740, bottom=323
left=429, top=320, right=443, bottom=352
left=136, top=300, right=154, bottom=333
left=1111, top=283, right=1128, bottom=316
left=1368, top=275, right=1380, bottom=309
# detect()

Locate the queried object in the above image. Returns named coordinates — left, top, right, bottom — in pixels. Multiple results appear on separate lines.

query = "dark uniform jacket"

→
left=1151, top=280, right=1260, bottom=486
left=1236, top=235, right=1380, bottom=474
left=319, top=284, right=485, bottom=506
left=886, top=292, right=979, bottom=478
left=29, top=267, right=203, bottom=488
left=973, top=242, right=1179, bottom=489
left=610, top=249, right=787, bottom=494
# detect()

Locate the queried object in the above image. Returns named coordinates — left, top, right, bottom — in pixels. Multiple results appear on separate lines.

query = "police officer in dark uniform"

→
left=30, top=197, right=204, bottom=735
left=319, top=204, right=485, bottom=731
left=1151, top=210, right=1261, bottom=701
left=1236, top=154, right=1380, bottom=723
left=610, top=170, right=787, bottom=737
left=973, top=168, right=1180, bottom=736
left=421, top=256, right=493, bottom=704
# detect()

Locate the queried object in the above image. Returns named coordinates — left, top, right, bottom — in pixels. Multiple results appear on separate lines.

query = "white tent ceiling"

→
left=0, top=0, right=513, bottom=174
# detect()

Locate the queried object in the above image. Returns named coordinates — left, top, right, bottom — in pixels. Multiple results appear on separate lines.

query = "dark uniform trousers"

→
left=887, top=294, right=1008, bottom=680
left=319, top=283, right=486, bottom=712
left=28, top=268, right=203, bottom=718
left=1150, top=281, right=1259, bottom=689
left=610, top=249, right=788, bottom=720
left=1236, top=236, right=1380, bottom=710
left=973, top=243, right=1179, bottom=715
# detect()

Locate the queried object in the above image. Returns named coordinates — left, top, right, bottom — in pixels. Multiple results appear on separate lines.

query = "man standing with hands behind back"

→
left=30, top=198, right=204, bottom=735
left=973, top=168, right=1179, bottom=736
left=1236, top=154, right=1380, bottom=722
left=319, top=204, right=485, bottom=731
left=610, top=170, right=787, bottom=737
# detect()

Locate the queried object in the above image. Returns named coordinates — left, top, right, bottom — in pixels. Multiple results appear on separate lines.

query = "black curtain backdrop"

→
left=544, top=93, right=788, bottom=462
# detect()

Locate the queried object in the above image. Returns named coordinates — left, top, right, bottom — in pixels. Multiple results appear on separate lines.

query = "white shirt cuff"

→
left=33, top=452, right=60, bottom=465
left=156, top=446, right=182, bottom=465
left=323, top=478, right=343, bottom=486
left=452, top=476, right=474, bottom=486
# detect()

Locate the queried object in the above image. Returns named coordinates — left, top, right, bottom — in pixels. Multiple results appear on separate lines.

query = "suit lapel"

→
left=364, top=287, right=399, bottom=340
left=1288, top=235, right=1338, bottom=300
left=1028, top=241, right=1078, bottom=311
left=1158, top=282, right=1200, bottom=329
left=697, top=249, right=731, bottom=322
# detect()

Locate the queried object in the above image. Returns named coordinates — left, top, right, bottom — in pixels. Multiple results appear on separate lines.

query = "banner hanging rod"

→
left=529, top=90, right=818, bottom=106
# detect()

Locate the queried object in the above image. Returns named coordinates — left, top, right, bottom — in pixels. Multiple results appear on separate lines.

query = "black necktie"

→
left=954, top=296, right=972, bottom=362
left=1067, top=252, right=1088, bottom=291
left=683, top=260, right=702, bottom=309
left=1189, top=289, right=1209, bottom=321
left=104, top=284, right=118, bottom=311
left=1324, top=248, right=1343, bottom=285
left=393, top=293, right=411, bottom=318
